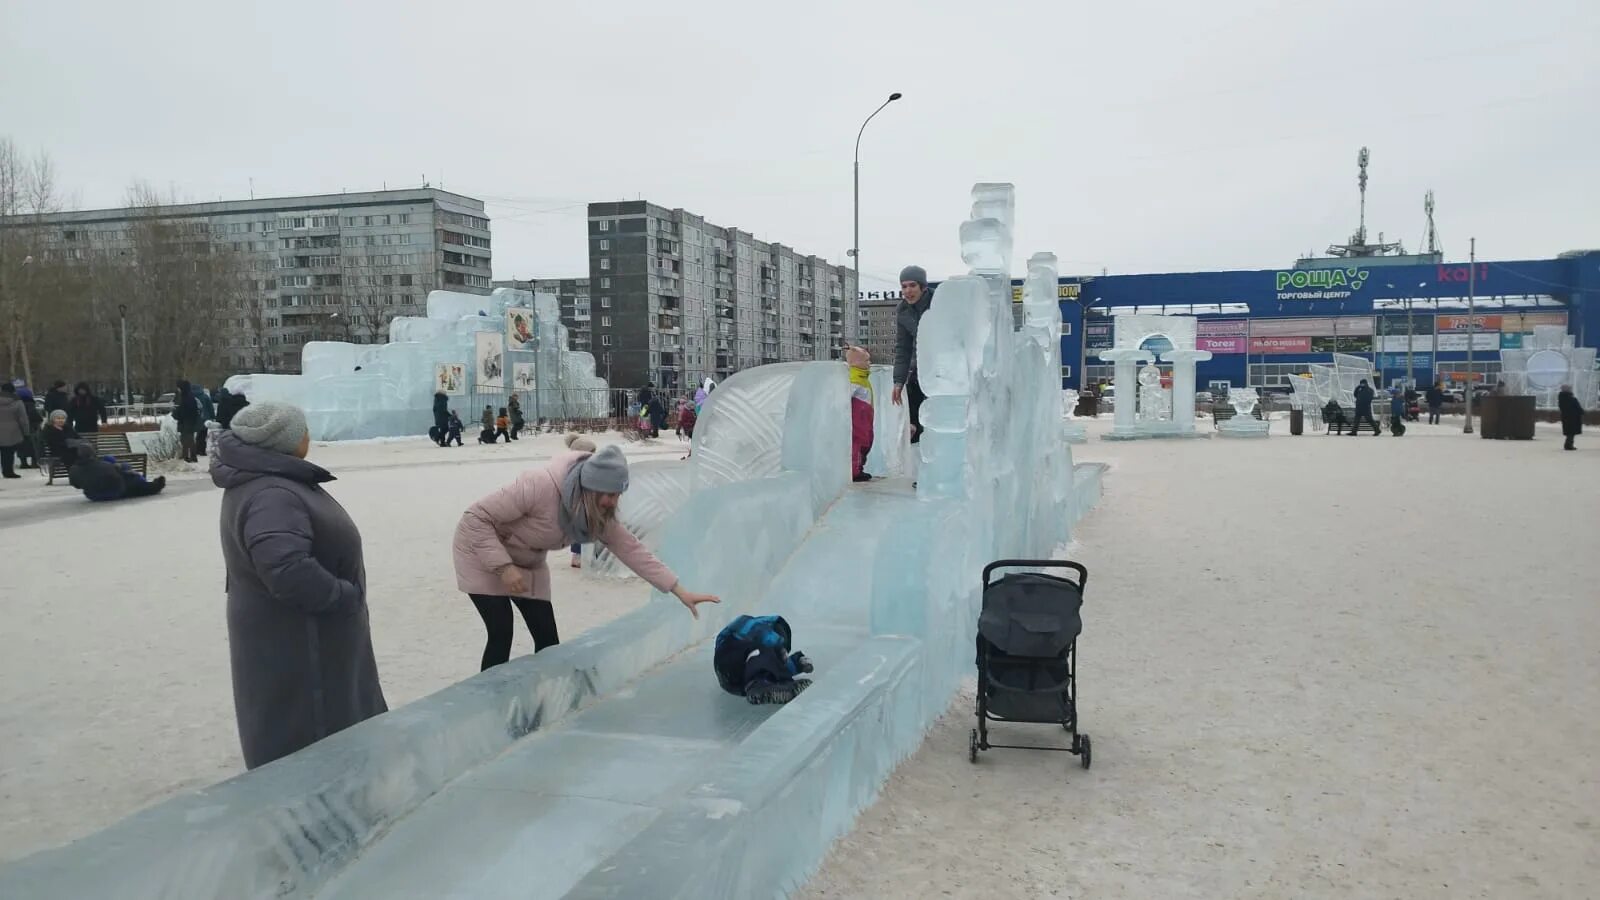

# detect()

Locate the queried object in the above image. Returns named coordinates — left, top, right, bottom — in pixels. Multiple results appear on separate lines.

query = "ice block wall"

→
left=225, top=288, right=609, bottom=441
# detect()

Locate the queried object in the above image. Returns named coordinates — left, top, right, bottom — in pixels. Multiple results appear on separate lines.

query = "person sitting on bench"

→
left=41, top=410, right=90, bottom=465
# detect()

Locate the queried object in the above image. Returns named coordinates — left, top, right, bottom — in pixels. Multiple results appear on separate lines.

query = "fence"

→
left=443, top=387, right=690, bottom=438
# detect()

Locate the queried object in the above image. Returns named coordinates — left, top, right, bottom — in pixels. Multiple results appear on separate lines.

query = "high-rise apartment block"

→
left=583, top=201, right=856, bottom=390
left=856, top=299, right=901, bottom=371
left=21, top=188, right=491, bottom=372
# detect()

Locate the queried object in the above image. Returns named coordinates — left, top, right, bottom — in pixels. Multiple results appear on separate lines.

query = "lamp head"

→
left=888, top=92, right=902, bottom=101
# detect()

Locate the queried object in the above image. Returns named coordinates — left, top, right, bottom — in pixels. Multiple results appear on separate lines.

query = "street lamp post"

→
left=1463, top=238, right=1477, bottom=434
left=118, top=303, right=130, bottom=415
left=851, top=92, right=902, bottom=328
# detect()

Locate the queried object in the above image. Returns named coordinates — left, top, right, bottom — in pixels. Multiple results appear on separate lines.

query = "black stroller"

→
left=969, top=559, right=1091, bottom=769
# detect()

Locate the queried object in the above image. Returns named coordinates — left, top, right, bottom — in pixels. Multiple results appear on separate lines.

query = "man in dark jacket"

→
left=66, top=382, right=107, bottom=433
left=212, top=403, right=387, bottom=769
left=431, top=390, right=450, bottom=446
left=0, top=383, right=28, bottom=478
left=1558, top=384, right=1584, bottom=451
left=1349, top=379, right=1379, bottom=436
left=1425, top=381, right=1445, bottom=424
left=892, top=265, right=935, bottom=444
left=173, top=380, right=202, bottom=463
left=43, top=380, right=70, bottom=415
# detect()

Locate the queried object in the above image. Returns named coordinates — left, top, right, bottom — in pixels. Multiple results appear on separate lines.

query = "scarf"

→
left=556, top=453, right=594, bottom=544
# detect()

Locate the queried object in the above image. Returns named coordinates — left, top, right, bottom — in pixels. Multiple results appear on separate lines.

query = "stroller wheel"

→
left=969, top=729, right=979, bottom=763
left=1079, top=734, right=1092, bottom=770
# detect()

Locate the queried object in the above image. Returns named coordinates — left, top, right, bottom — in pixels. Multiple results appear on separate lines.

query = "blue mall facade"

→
left=1035, top=251, right=1600, bottom=392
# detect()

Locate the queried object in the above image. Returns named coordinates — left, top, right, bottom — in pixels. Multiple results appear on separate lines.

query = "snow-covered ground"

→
left=4, top=414, right=1597, bottom=898
left=0, top=429, right=691, bottom=863
left=801, top=415, right=1600, bottom=899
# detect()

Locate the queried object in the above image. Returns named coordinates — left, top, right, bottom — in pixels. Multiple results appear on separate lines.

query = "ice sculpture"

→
left=1060, top=389, right=1086, bottom=443
left=1218, top=387, right=1269, bottom=437
left=224, top=288, right=609, bottom=441
left=1097, top=314, right=1210, bottom=439
left=0, top=184, right=1103, bottom=900
left=1500, top=325, right=1598, bottom=410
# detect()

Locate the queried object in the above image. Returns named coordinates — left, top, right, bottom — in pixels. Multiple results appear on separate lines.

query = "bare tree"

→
left=114, top=182, right=244, bottom=395
left=0, top=138, right=65, bottom=386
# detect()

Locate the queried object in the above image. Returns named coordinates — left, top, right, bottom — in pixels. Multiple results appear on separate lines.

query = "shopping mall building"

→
left=1026, top=250, right=1600, bottom=393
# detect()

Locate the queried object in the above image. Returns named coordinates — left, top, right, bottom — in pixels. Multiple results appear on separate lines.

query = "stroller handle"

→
left=982, top=559, right=1088, bottom=593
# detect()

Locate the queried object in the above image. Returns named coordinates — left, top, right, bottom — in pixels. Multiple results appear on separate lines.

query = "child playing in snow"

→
left=714, top=615, right=813, bottom=705
left=446, top=411, right=464, bottom=446
left=845, top=344, right=874, bottom=483
left=494, top=408, right=512, bottom=443
left=478, top=405, right=496, bottom=443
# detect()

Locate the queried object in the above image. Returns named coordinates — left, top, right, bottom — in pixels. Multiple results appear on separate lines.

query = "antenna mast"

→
left=1422, top=190, right=1440, bottom=256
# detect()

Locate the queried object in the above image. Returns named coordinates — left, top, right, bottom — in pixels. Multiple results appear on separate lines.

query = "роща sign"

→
left=1273, top=267, right=1371, bottom=301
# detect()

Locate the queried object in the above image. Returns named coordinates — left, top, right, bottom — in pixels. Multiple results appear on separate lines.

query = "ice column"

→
left=1098, top=349, right=1153, bottom=435
left=1162, top=348, right=1212, bottom=432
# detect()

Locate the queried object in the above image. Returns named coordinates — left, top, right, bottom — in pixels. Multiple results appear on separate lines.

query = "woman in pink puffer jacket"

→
left=452, top=435, right=718, bottom=670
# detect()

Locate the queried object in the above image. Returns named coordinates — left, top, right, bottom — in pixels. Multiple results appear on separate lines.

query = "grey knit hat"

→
left=230, top=402, right=309, bottom=455
left=578, top=444, right=630, bottom=494
left=899, top=265, right=927, bottom=287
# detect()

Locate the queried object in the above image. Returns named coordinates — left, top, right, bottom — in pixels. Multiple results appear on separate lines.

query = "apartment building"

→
left=584, top=201, right=856, bottom=390
left=20, top=188, right=491, bottom=373
left=856, top=298, right=901, bottom=370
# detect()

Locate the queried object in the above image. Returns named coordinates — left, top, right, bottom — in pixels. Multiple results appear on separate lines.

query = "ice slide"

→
left=0, top=184, right=1103, bottom=899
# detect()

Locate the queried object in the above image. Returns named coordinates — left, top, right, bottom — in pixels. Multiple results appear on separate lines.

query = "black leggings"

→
left=906, top=373, right=926, bottom=444
left=469, top=594, right=559, bottom=670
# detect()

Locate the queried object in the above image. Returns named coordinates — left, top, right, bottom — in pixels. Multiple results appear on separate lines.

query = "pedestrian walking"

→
left=173, top=380, right=202, bottom=462
left=1558, top=384, right=1584, bottom=451
left=508, top=395, right=525, bottom=440
left=212, top=402, right=387, bottom=769
left=1425, top=381, right=1445, bottom=425
left=432, top=390, right=450, bottom=447
left=1349, top=379, right=1379, bottom=436
left=451, top=433, right=719, bottom=670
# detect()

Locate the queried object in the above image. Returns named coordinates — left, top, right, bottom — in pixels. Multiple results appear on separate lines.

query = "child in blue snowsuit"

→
left=714, top=615, right=813, bottom=704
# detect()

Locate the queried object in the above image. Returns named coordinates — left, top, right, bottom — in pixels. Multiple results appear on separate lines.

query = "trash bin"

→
left=1289, top=408, right=1304, bottom=435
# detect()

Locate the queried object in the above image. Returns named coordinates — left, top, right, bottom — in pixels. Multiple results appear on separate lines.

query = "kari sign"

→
left=1250, top=336, right=1312, bottom=354
left=1196, top=334, right=1241, bottom=352
left=1198, top=319, right=1248, bottom=337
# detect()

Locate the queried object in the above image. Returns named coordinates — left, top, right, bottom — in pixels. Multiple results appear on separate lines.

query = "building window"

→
left=601, top=277, right=610, bottom=289
left=599, top=220, right=611, bottom=232
left=599, top=239, right=610, bottom=251
left=399, top=213, right=411, bottom=225
left=602, top=335, right=612, bottom=346
left=602, top=315, right=611, bottom=326
left=599, top=258, right=610, bottom=270
left=601, top=296, right=611, bottom=308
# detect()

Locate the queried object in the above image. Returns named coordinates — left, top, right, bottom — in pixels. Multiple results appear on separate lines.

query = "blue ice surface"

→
left=0, top=184, right=1103, bottom=900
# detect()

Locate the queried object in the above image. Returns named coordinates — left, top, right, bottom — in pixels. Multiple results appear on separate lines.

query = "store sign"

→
left=1085, top=321, right=1114, bottom=350
left=1250, top=336, right=1312, bottom=354
left=1500, top=333, right=1522, bottom=349
left=1273, top=267, right=1371, bottom=301
left=1197, top=336, right=1245, bottom=354
left=1198, top=319, right=1248, bottom=337
left=1434, top=333, right=1500, bottom=352
left=1010, top=283, right=1084, bottom=302
left=1439, top=314, right=1501, bottom=333
left=1251, top=316, right=1373, bottom=338
left=1377, top=353, right=1433, bottom=369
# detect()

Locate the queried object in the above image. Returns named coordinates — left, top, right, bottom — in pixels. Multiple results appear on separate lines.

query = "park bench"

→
left=42, top=432, right=149, bottom=485
left=1210, top=402, right=1265, bottom=429
left=1321, top=403, right=1379, bottom=435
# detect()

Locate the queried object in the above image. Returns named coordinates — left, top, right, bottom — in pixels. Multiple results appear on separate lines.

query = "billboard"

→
left=1085, top=320, right=1114, bottom=350
left=1251, top=316, right=1373, bottom=338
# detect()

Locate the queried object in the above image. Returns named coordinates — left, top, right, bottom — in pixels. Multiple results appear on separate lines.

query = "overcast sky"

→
left=2, top=0, right=1594, bottom=291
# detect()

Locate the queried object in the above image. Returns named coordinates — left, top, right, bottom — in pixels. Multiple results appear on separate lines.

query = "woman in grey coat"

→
left=212, top=402, right=387, bottom=769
